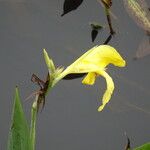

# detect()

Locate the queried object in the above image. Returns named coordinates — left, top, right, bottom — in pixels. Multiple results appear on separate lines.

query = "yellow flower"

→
left=44, top=45, right=126, bottom=111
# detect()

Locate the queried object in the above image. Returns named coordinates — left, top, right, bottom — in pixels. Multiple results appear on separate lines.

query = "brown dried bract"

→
left=31, top=73, right=50, bottom=112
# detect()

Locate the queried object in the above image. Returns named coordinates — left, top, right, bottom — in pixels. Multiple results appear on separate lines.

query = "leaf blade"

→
left=7, top=87, right=31, bottom=150
left=134, top=142, right=150, bottom=150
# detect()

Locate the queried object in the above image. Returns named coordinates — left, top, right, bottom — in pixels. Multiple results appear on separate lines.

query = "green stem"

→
left=52, top=70, right=69, bottom=87
left=30, top=95, right=38, bottom=150
left=104, top=7, right=115, bottom=35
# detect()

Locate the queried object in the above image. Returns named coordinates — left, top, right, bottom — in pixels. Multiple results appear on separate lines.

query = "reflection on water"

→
left=123, top=0, right=150, bottom=59
left=109, top=94, right=150, bottom=115
left=109, top=71, right=150, bottom=115
left=123, top=0, right=150, bottom=32
left=134, top=35, right=150, bottom=59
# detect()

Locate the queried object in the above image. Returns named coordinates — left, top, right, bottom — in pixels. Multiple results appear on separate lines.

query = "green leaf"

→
left=134, top=142, right=150, bottom=150
left=7, top=87, right=31, bottom=150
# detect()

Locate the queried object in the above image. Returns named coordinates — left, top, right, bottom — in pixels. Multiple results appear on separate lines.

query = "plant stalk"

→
left=30, top=95, right=38, bottom=150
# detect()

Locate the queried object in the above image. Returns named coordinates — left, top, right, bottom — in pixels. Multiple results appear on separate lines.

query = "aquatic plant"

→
left=43, top=45, right=126, bottom=111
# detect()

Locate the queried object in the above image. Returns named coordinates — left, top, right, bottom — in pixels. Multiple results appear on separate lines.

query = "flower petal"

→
left=82, top=72, right=97, bottom=85
left=81, top=45, right=126, bottom=68
left=97, top=70, right=114, bottom=111
left=63, top=45, right=126, bottom=76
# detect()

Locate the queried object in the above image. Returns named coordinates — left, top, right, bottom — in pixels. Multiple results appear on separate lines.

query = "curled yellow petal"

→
left=57, top=45, right=126, bottom=79
left=97, top=70, right=114, bottom=111
left=82, top=72, right=97, bottom=85
left=81, top=45, right=126, bottom=68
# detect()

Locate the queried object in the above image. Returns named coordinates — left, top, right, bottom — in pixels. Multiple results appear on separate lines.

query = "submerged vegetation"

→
left=6, top=0, right=150, bottom=150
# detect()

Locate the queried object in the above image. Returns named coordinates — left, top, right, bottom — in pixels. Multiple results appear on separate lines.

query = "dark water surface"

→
left=0, top=0, right=150, bottom=149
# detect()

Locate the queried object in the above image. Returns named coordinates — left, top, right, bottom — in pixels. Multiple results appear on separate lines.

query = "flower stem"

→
left=30, top=95, right=38, bottom=150
left=104, top=7, right=115, bottom=35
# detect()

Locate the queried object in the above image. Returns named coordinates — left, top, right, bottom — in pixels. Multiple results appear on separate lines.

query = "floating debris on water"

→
left=61, top=0, right=83, bottom=16
left=90, top=22, right=103, bottom=42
